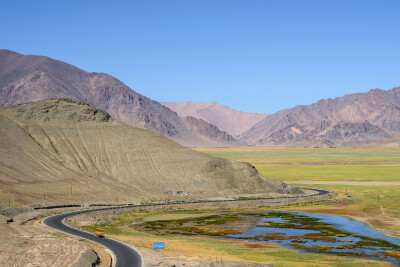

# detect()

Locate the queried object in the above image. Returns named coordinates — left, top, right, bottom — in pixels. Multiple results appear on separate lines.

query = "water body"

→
left=305, top=213, right=400, bottom=246
left=134, top=211, right=400, bottom=265
left=229, top=212, right=400, bottom=266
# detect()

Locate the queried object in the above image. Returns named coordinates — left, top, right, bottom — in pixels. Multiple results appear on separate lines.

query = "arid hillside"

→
left=0, top=99, right=300, bottom=208
left=0, top=49, right=239, bottom=147
left=163, top=101, right=269, bottom=136
left=240, top=87, right=400, bottom=147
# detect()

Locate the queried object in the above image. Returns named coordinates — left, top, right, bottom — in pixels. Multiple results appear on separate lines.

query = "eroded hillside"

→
left=0, top=99, right=300, bottom=207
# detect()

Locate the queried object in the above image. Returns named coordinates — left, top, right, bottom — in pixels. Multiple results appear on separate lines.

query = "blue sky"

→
left=1, top=0, right=400, bottom=113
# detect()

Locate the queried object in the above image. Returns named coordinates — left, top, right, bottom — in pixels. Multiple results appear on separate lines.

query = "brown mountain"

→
left=162, top=101, right=269, bottom=136
left=182, top=116, right=238, bottom=144
left=0, top=98, right=300, bottom=206
left=240, top=87, right=400, bottom=147
left=0, top=49, right=238, bottom=147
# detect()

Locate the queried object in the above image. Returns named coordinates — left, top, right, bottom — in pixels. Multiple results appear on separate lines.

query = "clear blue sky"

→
left=1, top=0, right=400, bottom=113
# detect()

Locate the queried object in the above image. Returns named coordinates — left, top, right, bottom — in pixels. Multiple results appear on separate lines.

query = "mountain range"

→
left=0, top=49, right=238, bottom=147
left=240, top=87, right=400, bottom=147
left=1, top=49, right=400, bottom=148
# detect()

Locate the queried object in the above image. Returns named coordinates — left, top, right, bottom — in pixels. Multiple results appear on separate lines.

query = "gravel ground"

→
left=0, top=211, right=109, bottom=267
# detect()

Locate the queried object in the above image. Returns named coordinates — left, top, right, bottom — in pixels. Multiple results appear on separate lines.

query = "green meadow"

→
left=254, top=164, right=400, bottom=182
left=195, top=147, right=400, bottom=181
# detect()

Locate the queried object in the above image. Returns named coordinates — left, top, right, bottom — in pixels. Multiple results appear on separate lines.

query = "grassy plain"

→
left=195, top=147, right=400, bottom=163
left=196, top=147, right=400, bottom=182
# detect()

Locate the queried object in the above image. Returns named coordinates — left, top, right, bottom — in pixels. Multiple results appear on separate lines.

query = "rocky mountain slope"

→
left=240, top=87, right=400, bottom=147
left=0, top=49, right=238, bottom=147
left=0, top=99, right=300, bottom=206
left=163, top=101, right=269, bottom=136
left=183, top=116, right=238, bottom=144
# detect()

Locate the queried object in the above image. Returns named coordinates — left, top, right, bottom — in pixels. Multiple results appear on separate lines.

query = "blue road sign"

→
left=153, top=242, right=165, bottom=250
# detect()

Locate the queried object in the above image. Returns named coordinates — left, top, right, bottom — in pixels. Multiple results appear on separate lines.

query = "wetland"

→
left=132, top=211, right=400, bottom=266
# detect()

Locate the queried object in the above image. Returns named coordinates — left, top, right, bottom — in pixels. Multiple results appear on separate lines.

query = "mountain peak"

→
left=0, top=50, right=238, bottom=147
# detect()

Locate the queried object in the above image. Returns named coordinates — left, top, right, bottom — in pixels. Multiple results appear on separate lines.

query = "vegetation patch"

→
left=128, top=211, right=400, bottom=265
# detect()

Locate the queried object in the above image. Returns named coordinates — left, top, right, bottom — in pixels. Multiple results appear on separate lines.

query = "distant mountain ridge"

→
left=3, top=50, right=400, bottom=148
left=240, top=87, right=400, bottom=147
left=0, top=49, right=239, bottom=147
left=162, top=101, right=269, bottom=136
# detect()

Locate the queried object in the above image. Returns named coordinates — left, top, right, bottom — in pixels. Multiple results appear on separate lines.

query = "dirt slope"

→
left=0, top=49, right=239, bottom=147
left=0, top=99, right=299, bottom=207
left=163, top=101, right=269, bottom=136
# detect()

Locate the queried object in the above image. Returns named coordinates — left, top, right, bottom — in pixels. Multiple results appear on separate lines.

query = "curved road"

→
left=43, top=209, right=142, bottom=267
left=43, top=187, right=331, bottom=267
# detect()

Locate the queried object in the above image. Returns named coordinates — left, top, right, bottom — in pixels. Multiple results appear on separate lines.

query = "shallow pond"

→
left=305, top=213, right=400, bottom=246
left=133, top=212, right=400, bottom=265
left=229, top=212, right=400, bottom=265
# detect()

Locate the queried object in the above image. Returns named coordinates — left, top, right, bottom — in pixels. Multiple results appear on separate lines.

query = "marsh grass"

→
left=89, top=210, right=391, bottom=266
left=128, top=211, right=400, bottom=263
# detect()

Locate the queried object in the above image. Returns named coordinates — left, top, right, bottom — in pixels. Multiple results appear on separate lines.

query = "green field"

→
left=254, top=164, right=400, bottom=181
left=195, top=148, right=400, bottom=163
left=196, top=147, right=400, bottom=182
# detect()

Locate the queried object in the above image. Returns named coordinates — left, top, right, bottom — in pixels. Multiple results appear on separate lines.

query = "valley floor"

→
left=2, top=147, right=400, bottom=266
left=66, top=199, right=391, bottom=267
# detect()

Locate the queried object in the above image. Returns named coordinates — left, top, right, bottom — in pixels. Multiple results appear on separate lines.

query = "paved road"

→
left=42, top=187, right=330, bottom=267
left=43, top=209, right=142, bottom=267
